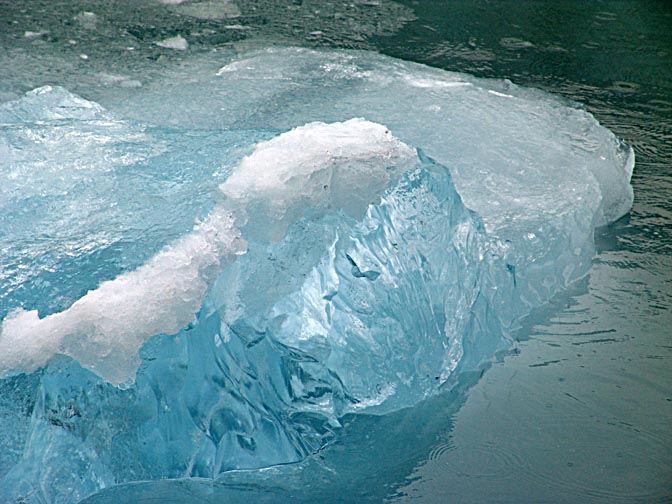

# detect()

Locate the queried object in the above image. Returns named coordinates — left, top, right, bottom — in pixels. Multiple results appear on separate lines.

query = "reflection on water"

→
left=394, top=256, right=671, bottom=503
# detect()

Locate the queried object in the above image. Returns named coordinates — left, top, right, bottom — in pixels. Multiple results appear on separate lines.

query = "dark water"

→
left=1, top=0, right=670, bottom=502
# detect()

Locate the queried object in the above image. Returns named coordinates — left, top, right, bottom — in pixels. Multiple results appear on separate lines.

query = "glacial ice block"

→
left=0, top=49, right=635, bottom=503
left=0, top=117, right=416, bottom=385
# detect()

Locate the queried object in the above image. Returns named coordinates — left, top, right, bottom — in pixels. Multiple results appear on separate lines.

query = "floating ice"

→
left=0, top=49, right=634, bottom=503
left=155, top=34, right=189, bottom=50
left=166, top=0, right=241, bottom=20
left=74, top=12, right=99, bottom=31
left=0, top=117, right=414, bottom=385
left=23, top=30, right=49, bottom=39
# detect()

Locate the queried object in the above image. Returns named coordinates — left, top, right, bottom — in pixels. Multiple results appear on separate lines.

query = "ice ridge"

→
left=0, top=118, right=416, bottom=385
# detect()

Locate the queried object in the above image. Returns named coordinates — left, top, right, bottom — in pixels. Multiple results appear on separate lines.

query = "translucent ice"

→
left=0, top=207, right=244, bottom=385
left=117, top=48, right=634, bottom=230
left=0, top=49, right=633, bottom=503
left=113, top=47, right=634, bottom=308
left=0, top=117, right=415, bottom=385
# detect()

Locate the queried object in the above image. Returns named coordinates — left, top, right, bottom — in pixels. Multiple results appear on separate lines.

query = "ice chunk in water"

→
left=0, top=48, right=634, bottom=503
left=155, top=35, right=189, bottom=50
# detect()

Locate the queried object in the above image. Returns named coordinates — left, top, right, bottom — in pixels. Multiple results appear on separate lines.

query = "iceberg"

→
left=0, top=49, right=633, bottom=503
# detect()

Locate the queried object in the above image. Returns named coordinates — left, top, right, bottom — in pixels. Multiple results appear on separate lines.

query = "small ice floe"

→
left=223, top=24, right=252, bottom=30
left=155, top=34, right=189, bottom=50
left=499, top=37, right=535, bottom=49
left=98, top=73, right=142, bottom=88
left=167, top=0, right=241, bottom=20
left=74, top=11, right=98, bottom=30
left=24, top=30, right=48, bottom=39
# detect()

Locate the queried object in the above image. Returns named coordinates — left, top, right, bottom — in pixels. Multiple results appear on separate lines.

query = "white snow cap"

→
left=220, top=118, right=417, bottom=241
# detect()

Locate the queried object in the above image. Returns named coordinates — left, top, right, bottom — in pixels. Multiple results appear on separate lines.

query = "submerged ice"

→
left=0, top=49, right=634, bottom=503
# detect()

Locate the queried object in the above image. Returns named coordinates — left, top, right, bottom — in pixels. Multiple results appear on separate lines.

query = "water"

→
left=1, top=0, right=670, bottom=502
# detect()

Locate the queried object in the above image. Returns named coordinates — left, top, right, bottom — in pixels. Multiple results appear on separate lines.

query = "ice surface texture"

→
left=0, top=49, right=633, bottom=503
left=0, top=116, right=413, bottom=385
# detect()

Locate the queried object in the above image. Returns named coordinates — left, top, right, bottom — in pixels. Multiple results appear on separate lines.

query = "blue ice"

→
left=0, top=48, right=633, bottom=503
